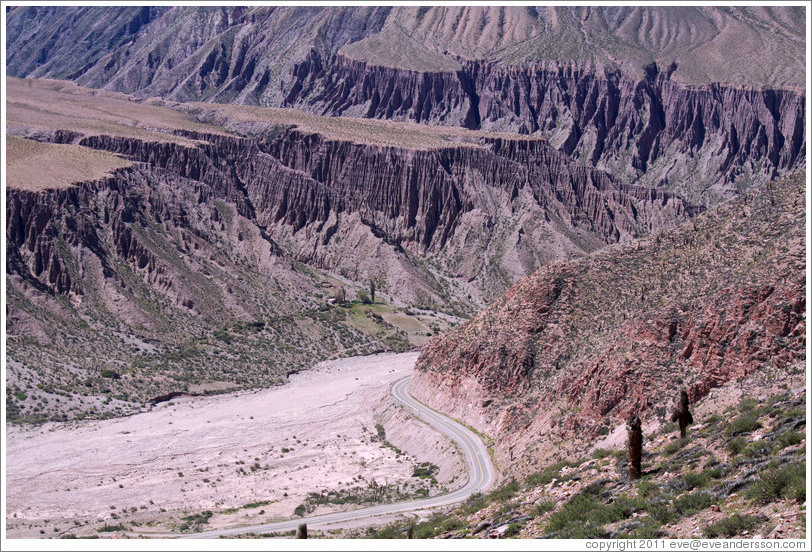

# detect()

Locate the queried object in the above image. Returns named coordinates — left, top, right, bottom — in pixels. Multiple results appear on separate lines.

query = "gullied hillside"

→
left=5, top=80, right=695, bottom=422
left=6, top=6, right=806, bottom=206
left=411, top=171, right=805, bottom=476
left=285, top=54, right=804, bottom=205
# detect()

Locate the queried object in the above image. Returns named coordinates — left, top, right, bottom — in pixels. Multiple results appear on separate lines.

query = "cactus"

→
left=670, top=389, right=694, bottom=438
left=627, top=414, right=643, bottom=480
left=296, top=522, right=307, bottom=539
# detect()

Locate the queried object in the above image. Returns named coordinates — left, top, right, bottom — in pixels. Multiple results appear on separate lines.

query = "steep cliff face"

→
left=410, top=171, right=805, bottom=474
left=25, top=126, right=695, bottom=308
left=284, top=54, right=805, bottom=204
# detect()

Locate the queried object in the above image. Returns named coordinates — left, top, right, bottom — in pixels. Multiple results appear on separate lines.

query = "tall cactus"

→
left=670, top=389, right=694, bottom=438
left=296, top=522, right=307, bottom=539
left=627, top=414, right=643, bottom=480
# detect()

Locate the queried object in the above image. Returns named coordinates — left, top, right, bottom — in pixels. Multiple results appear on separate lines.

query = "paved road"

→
left=131, top=375, right=495, bottom=538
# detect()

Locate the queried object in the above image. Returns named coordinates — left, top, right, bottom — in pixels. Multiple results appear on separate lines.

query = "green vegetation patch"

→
left=703, top=514, right=764, bottom=538
left=746, top=462, right=806, bottom=504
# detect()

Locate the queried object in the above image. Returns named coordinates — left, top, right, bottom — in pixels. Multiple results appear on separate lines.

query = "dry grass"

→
left=6, top=77, right=230, bottom=146
left=5, top=136, right=133, bottom=190
left=186, top=103, right=545, bottom=151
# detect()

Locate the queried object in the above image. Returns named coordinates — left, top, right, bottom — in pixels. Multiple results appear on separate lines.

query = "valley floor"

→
left=5, top=351, right=458, bottom=538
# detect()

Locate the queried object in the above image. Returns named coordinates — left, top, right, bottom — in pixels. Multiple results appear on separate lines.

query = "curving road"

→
left=131, top=375, right=495, bottom=538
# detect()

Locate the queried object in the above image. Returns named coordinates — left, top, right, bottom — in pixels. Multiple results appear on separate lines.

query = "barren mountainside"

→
left=6, top=6, right=805, bottom=207
left=410, top=171, right=805, bottom=477
left=5, top=79, right=696, bottom=422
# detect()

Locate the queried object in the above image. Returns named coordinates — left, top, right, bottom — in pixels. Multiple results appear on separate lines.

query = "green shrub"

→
left=746, top=462, right=806, bottom=504
left=737, top=397, right=759, bottom=413
left=533, top=499, right=556, bottom=516
left=621, top=517, right=664, bottom=539
left=545, top=491, right=643, bottom=538
left=703, top=514, right=763, bottom=538
left=459, top=493, right=488, bottom=516
left=704, top=413, right=723, bottom=426
left=664, top=437, right=689, bottom=455
left=682, top=467, right=723, bottom=490
left=525, top=461, right=575, bottom=488
left=490, top=479, right=521, bottom=501
left=438, top=517, right=464, bottom=533
left=412, top=462, right=439, bottom=478
left=776, top=430, right=804, bottom=450
left=637, top=480, right=659, bottom=499
left=97, top=524, right=126, bottom=532
left=592, top=448, right=613, bottom=460
left=742, top=440, right=773, bottom=458
left=727, top=436, right=748, bottom=455
left=726, top=413, right=762, bottom=436
left=503, top=523, right=523, bottom=537
left=673, top=492, right=714, bottom=516
left=293, top=504, right=307, bottom=517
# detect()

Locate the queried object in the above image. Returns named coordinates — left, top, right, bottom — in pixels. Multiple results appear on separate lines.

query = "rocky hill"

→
left=5, top=78, right=698, bottom=422
left=410, top=170, right=805, bottom=477
left=351, top=384, right=805, bottom=539
left=6, top=6, right=806, bottom=205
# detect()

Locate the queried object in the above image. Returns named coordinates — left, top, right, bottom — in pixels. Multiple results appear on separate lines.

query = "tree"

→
left=332, top=286, right=346, bottom=304
left=627, top=414, right=643, bottom=480
left=370, top=280, right=376, bottom=302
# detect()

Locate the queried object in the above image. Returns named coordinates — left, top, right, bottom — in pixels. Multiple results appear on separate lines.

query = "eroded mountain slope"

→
left=410, top=171, right=805, bottom=477
left=5, top=79, right=695, bottom=422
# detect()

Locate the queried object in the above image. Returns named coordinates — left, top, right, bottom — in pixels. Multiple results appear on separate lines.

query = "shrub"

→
left=746, top=462, right=806, bottom=504
left=637, top=480, right=659, bottom=499
left=490, top=479, right=520, bottom=501
left=682, top=467, right=723, bottom=490
left=726, top=413, right=762, bottom=436
left=97, top=524, right=126, bottom=532
left=412, top=462, right=438, bottom=478
left=742, top=440, right=772, bottom=458
left=622, top=518, right=664, bottom=539
left=357, top=290, right=372, bottom=304
left=703, top=514, right=763, bottom=538
left=673, top=492, right=714, bottom=516
left=293, top=504, right=307, bottom=517
left=727, top=436, right=748, bottom=455
left=545, top=491, right=643, bottom=538
left=533, top=499, right=556, bottom=516
left=776, top=430, right=804, bottom=450
left=592, top=448, right=613, bottom=459
left=503, top=523, right=523, bottom=537
left=525, top=461, right=575, bottom=487
left=737, top=397, right=759, bottom=413
left=664, top=437, right=689, bottom=455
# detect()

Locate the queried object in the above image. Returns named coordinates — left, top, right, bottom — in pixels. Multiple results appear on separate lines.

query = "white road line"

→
left=130, top=375, right=496, bottom=539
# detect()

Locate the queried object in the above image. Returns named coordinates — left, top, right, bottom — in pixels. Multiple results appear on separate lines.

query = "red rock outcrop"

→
left=410, top=171, right=805, bottom=472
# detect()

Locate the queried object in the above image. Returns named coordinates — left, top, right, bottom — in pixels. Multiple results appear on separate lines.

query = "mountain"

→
left=410, top=170, right=805, bottom=476
left=6, top=6, right=806, bottom=205
left=5, top=77, right=697, bottom=422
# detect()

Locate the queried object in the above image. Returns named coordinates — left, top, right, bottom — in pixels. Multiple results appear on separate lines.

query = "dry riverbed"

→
left=5, top=352, right=461, bottom=538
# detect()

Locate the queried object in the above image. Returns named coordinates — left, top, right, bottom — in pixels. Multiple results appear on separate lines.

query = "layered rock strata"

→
left=410, top=171, right=805, bottom=474
left=285, top=54, right=805, bottom=204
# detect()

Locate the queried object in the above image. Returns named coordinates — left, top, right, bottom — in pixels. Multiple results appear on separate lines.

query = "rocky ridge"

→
left=5, top=81, right=698, bottom=422
left=410, top=171, right=805, bottom=477
left=284, top=53, right=805, bottom=205
left=6, top=7, right=805, bottom=207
